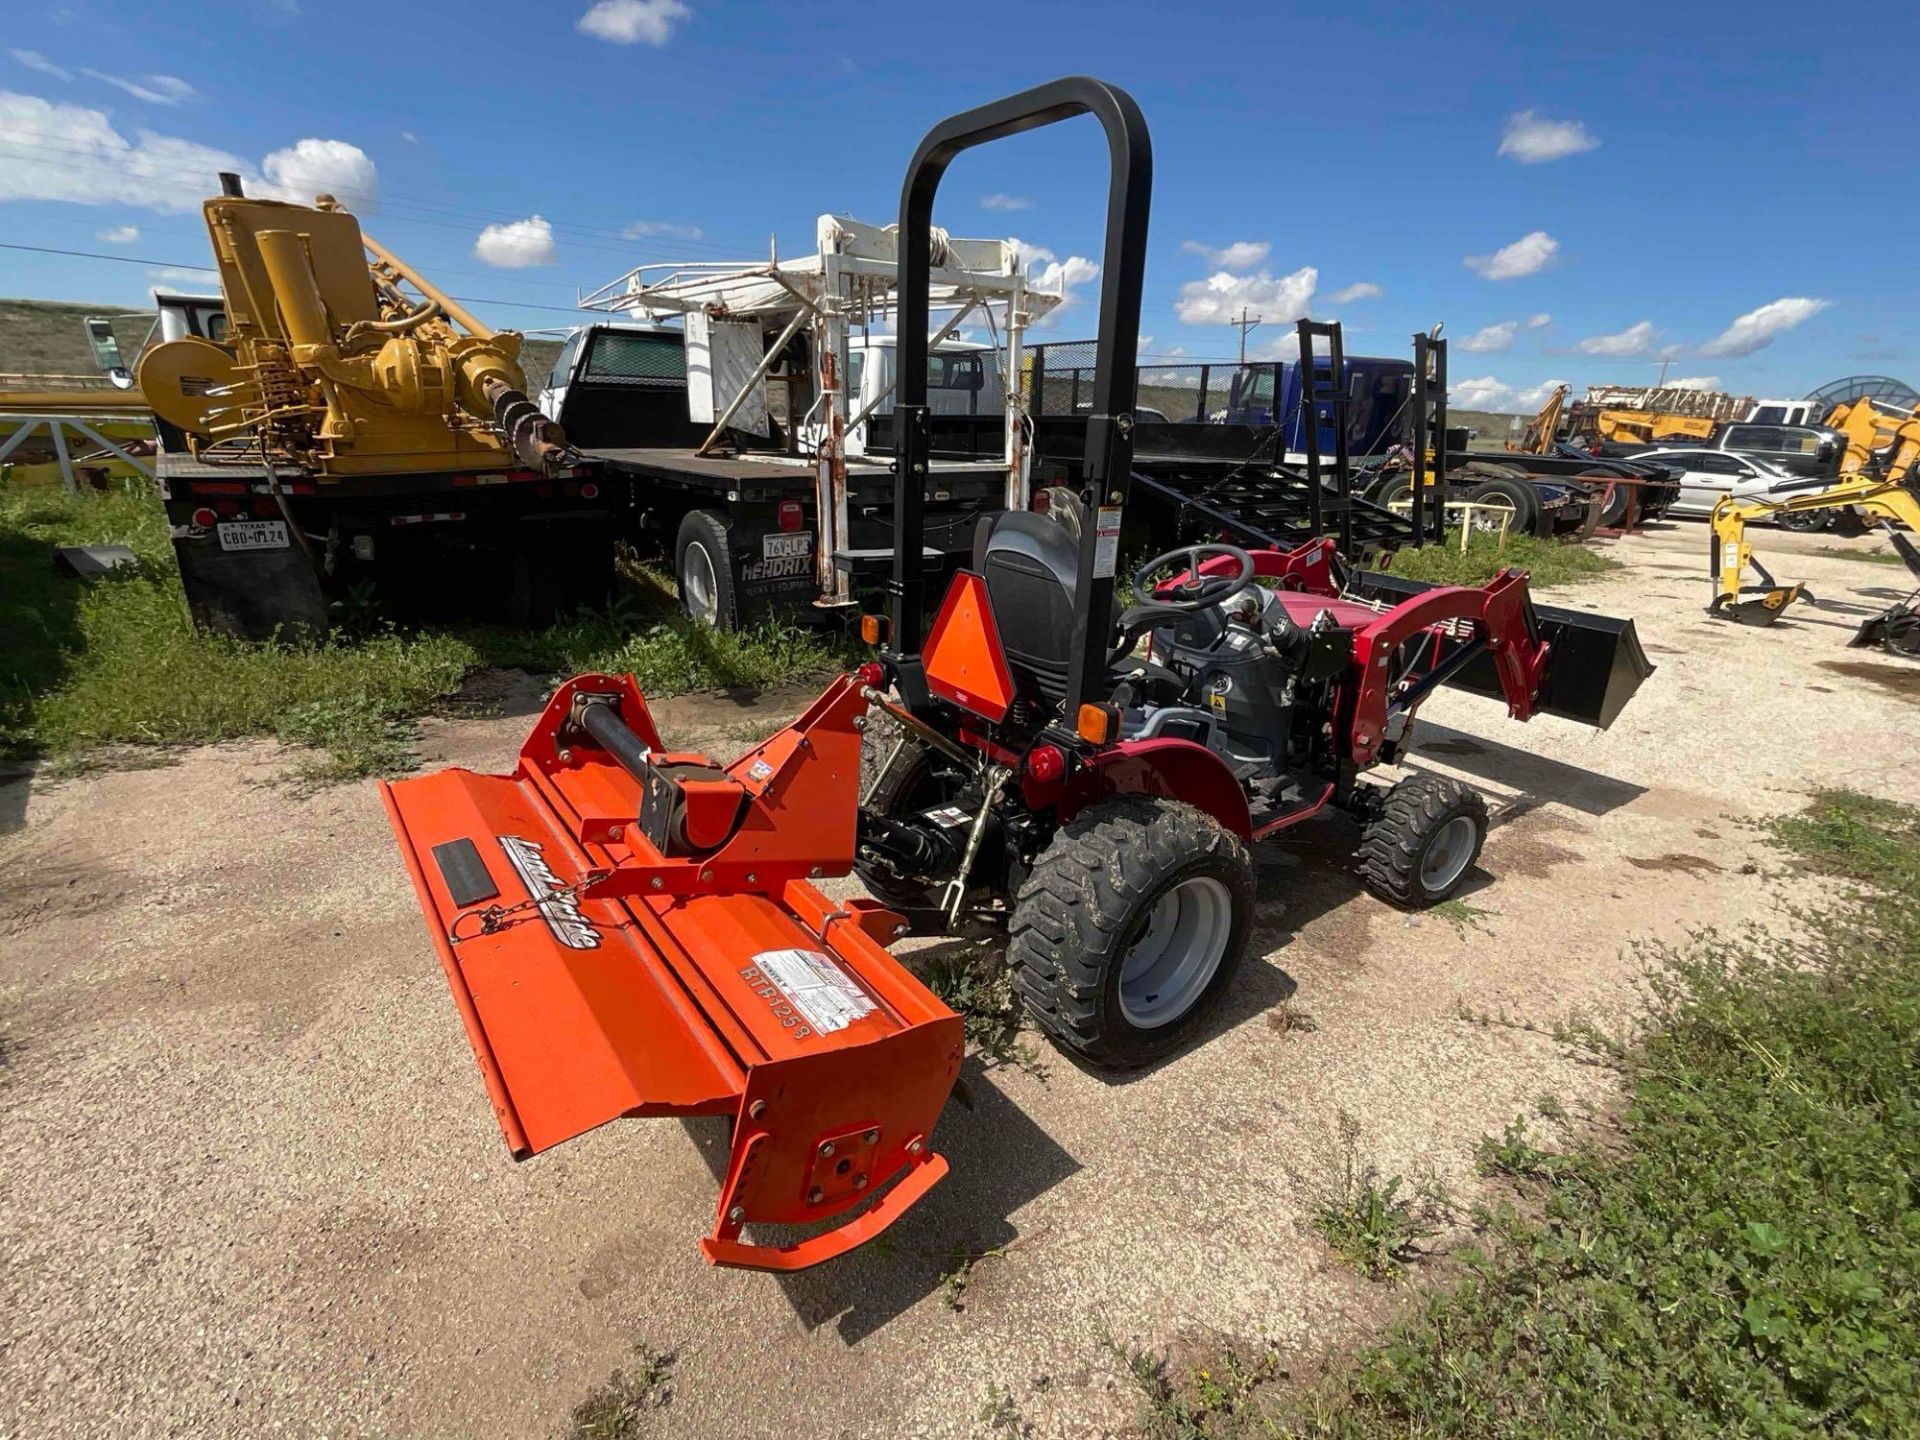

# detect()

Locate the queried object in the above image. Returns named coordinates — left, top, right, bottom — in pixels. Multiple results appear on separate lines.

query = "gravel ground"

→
left=4, top=522, right=1918, bottom=1439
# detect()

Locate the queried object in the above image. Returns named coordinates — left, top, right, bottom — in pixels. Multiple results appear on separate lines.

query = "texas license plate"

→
left=763, top=531, right=811, bottom=560
left=216, top=519, right=290, bottom=551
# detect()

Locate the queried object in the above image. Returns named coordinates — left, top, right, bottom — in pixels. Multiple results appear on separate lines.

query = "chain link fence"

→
left=1022, top=342, right=1278, bottom=425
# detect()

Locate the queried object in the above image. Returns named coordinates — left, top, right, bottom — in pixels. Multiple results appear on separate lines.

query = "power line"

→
left=0, top=240, right=607, bottom=317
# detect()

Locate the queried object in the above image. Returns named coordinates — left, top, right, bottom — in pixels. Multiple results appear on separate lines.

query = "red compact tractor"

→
left=383, top=78, right=1651, bottom=1271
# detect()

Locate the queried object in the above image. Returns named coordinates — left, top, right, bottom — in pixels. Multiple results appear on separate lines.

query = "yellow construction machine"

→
left=1592, top=408, right=1718, bottom=446
left=139, top=181, right=566, bottom=478
left=1506, top=384, right=1569, bottom=454
left=1708, top=401, right=1920, bottom=653
left=137, top=175, right=613, bottom=639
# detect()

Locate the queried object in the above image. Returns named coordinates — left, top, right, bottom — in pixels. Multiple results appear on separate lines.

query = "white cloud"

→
left=1459, top=320, right=1519, bottom=354
left=1176, top=264, right=1317, bottom=325
left=1516, top=378, right=1570, bottom=409
left=1182, top=239, right=1269, bottom=271
left=1526, top=313, right=1552, bottom=329
left=1255, top=331, right=1302, bottom=362
left=9, top=49, right=70, bottom=80
left=1450, top=375, right=1514, bottom=408
left=1034, top=254, right=1098, bottom=292
left=147, top=265, right=216, bottom=287
left=0, top=90, right=247, bottom=211
left=474, top=214, right=557, bottom=268
left=1009, top=238, right=1098, bottom=324
left=980, top=193, right=1031, bottom=212
left=1450, top=375, right=1569, bottom=411
left=576, top=0, right=690, bottom=45
left=96, top=223, right=139, bottom=243
left=1498, top=110, right=1600, bottom=164
left=79, top=69, right=196, bottom=106
left=1328, top=281, right=1382, bottom=304
left=258, top=137, right=379, bottom=211
left=1578, top=320, right=1658, bottom=357
left=1464, top=230, right=1558, bottom=281
left=400, top=130, right=418, bottom=144
left=0, top=91, right=376, bottom=214
left=1666, top=376, right=1721, bottom=391
left=1698, top=296, right=1831, bottom=358
left=623, top=219, right=703, bottom=240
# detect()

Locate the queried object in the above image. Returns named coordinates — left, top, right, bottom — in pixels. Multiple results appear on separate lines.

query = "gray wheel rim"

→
left=1420, top=815, right=1477, bottom=892
left=1470, top=497, right=1516, bottom=533
left=682, top=542, right=719, bottom=624
left=1118, top=876, right=1233, bottom=1030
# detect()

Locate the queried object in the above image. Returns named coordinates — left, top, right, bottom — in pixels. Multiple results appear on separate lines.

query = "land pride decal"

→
left=498, top=836, right=601, bottom=950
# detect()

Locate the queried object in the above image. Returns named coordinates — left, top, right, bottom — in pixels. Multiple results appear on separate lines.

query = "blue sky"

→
left=2, top=0, right=1914, bottom=409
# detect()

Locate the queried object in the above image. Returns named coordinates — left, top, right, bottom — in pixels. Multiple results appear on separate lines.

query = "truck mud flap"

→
left=380, top=674, right=964, bottom=1271
left=1350, top=569, right=1653, bottom=729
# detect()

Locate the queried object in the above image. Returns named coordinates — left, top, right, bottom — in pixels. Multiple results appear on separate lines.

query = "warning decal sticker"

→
left=743, top=948, right=877, bottom=1035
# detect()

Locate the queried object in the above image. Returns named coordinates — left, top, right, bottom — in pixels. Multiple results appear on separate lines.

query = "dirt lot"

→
left=4, top=521, right=1918, bottom=1439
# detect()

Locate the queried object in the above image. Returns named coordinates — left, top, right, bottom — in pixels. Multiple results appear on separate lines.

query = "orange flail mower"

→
left=381, top=672, right=963, bottom=1271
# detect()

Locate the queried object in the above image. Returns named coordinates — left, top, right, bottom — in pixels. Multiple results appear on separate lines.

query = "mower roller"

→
left=384, top=77, right=1654, bottom=1272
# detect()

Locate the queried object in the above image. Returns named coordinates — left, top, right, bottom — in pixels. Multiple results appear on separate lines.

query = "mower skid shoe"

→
left=379, top=674, right=964, bottom=1271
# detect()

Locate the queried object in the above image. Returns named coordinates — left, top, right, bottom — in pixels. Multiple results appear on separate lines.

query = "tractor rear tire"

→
left=1008, top=796, right=1254, bottom=1069
left=1357, top=774, right=1489, bottom=908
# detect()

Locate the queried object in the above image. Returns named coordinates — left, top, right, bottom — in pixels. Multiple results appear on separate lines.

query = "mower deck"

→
left=381, top=675, right=963, bottom=1271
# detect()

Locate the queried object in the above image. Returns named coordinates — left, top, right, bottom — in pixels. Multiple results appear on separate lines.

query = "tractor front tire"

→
left=1357, top=774, right=1489, bottom=908
left=1008, top=796, right=1254, bottom=1069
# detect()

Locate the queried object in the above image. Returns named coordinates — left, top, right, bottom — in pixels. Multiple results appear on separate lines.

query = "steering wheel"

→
left=1129, top=543, right=1257, bottom=614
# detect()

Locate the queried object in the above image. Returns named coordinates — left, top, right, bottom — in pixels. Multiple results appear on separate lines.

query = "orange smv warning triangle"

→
left=922, top=571, right=1016, bottom=723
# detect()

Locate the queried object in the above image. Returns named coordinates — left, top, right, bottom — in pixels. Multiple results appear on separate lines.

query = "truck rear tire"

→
left=1462, top=476, right=1543, bottom=538
left=675, top=509, right=739, bottom=629
left=1008, top=796, right=1254, bottom=1068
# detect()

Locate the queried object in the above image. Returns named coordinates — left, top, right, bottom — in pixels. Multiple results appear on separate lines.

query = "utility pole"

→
left=1231, top=306, right=1262, bottom=366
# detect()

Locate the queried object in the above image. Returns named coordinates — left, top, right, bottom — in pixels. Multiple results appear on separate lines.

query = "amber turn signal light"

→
left=859, top=613, right=889, bottom=646
left=1076, top=703, right=1117, bottom=746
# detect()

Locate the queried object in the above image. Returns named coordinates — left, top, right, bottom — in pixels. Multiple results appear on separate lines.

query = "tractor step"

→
left=381, top=673, right=963, bottom=1271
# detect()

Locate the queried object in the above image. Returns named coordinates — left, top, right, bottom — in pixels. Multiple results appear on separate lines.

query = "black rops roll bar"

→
left=887, top=76, right=1153, bottom=721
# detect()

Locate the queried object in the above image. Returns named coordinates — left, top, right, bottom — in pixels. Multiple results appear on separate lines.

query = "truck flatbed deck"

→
left=583, top=445, right=1002, bottom=498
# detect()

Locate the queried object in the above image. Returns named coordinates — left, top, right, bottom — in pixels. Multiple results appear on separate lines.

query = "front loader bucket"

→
left=1350, top=570, right=1654, bottom=729
left=381, top=673, right=963, bottom=1271
left=1853, top=601, right=1920, bottom=656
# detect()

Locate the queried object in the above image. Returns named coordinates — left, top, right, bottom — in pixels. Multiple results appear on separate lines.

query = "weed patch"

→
left=1111, top=1337, right=1283, bottom=1439
left=919, top=946, right=1045, bottom=1077
left=1286, top=789, right=1920, bottom=1436
left=2, top=485, right=845, bottom=781
left=567, top=1344, right=676, bottom=1439
left=1307, top=1112, right=1447, bottom=1282
left=1384, top=530, right=1620, bottom=589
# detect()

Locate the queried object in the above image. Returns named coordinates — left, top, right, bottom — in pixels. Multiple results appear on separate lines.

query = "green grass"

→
left=1282, top=788, right=1920, bottom=1437
left=1086, top=788, right=1920, bottom=1436
left=1, top=483, right=846, bottom=782
left=1811, top=546, right=1906, bottom=567
left=1385, top=530, right=1622, bottom=589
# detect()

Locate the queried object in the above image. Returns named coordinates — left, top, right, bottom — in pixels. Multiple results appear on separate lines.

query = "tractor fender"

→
left=1057, top=737, right=1253, bottom=839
